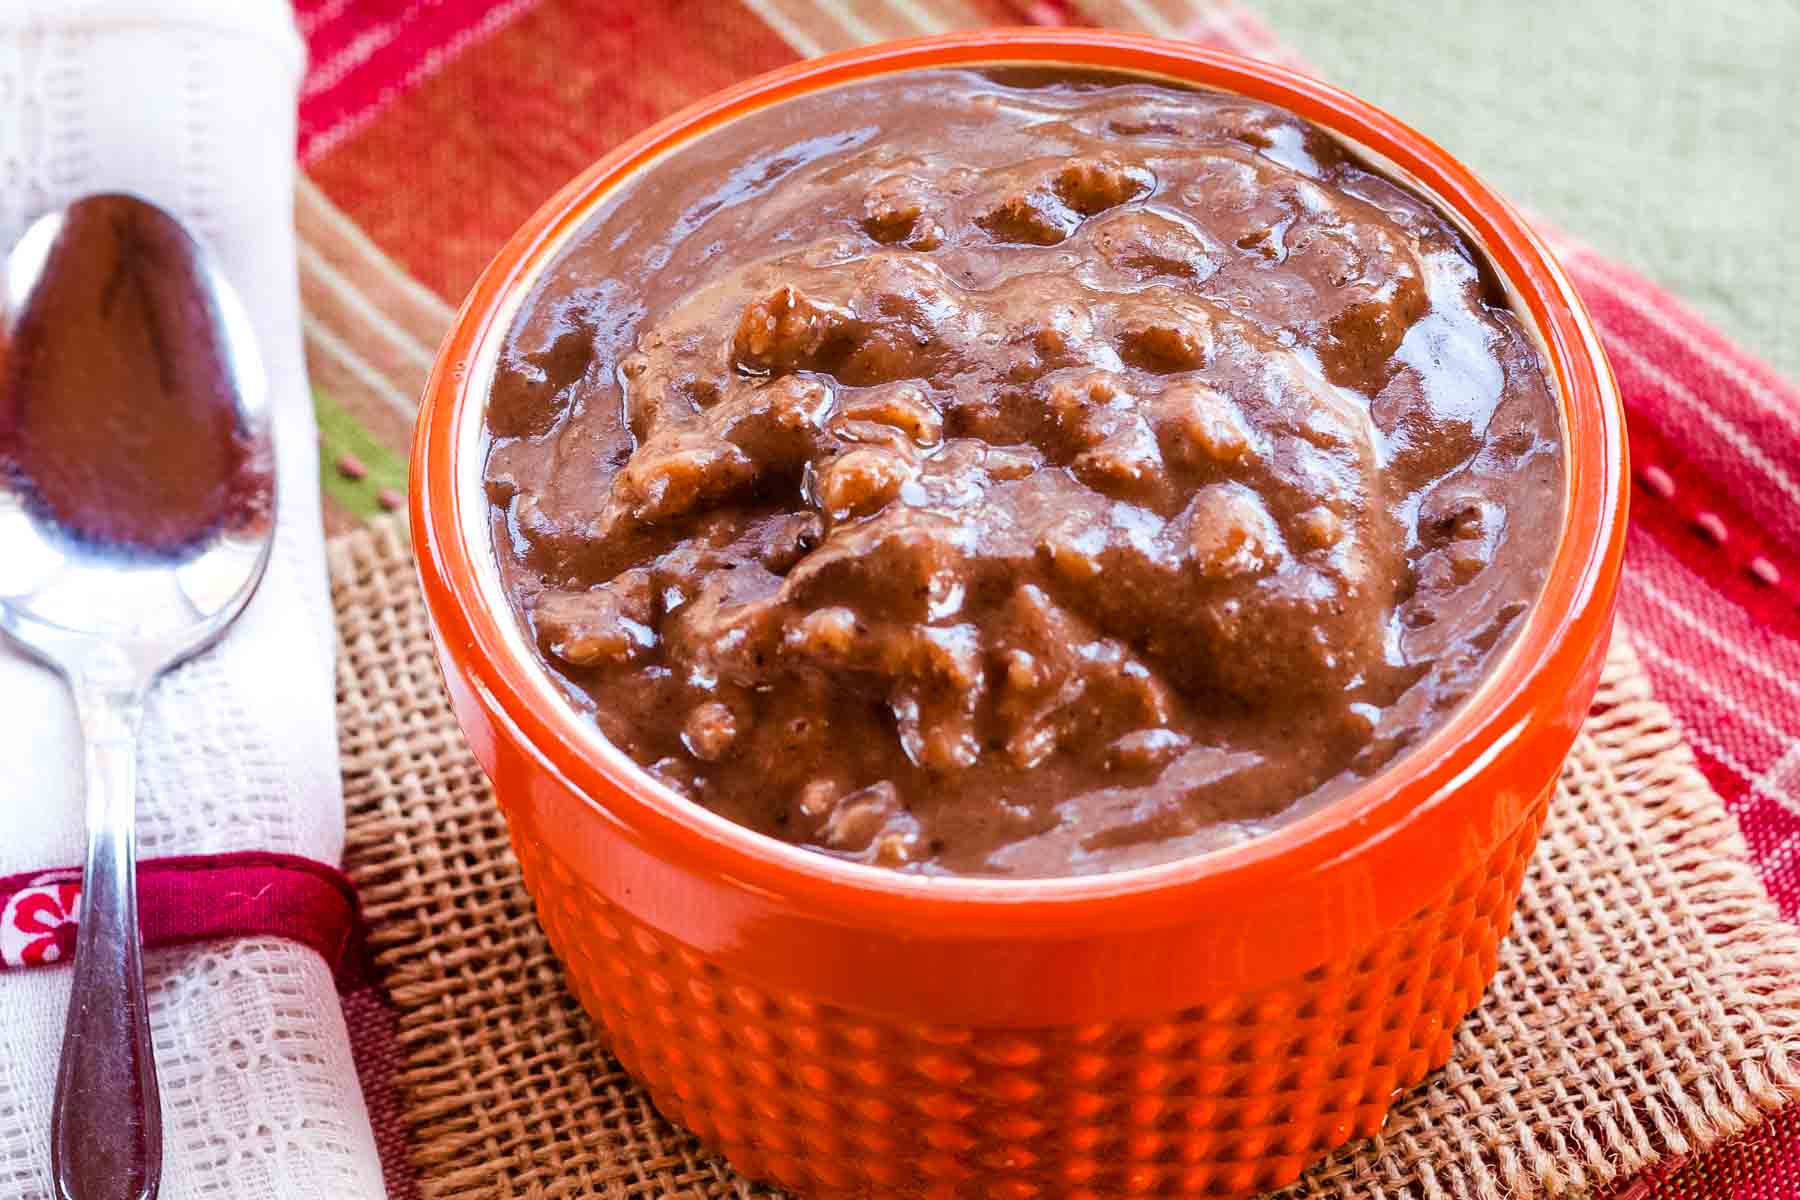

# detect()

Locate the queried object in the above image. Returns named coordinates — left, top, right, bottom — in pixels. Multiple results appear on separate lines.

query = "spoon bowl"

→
left=0, top=195, right=273, bottom=661
left=0, top=193, right=274, bottom=1200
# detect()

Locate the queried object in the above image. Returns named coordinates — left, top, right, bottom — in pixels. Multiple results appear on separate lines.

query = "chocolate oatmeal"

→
left=483, top=67, right=1564, bottom=876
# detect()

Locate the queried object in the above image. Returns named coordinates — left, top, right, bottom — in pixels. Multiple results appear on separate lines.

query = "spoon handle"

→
left=51, top=678, right=162, bottom=1200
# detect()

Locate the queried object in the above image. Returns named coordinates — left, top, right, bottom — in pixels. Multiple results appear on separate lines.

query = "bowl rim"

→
left=411, top=27, right=1628, bottom=932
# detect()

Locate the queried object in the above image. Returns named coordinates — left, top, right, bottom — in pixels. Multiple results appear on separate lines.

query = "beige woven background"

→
left=331, top=519, right=1800, bottom=1200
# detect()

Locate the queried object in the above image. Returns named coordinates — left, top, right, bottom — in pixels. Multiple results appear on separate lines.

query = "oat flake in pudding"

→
left=482, top=66, right=1564, bottom=878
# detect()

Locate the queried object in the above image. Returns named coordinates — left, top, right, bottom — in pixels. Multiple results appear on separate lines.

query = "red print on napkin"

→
left=0, top=853, right=364, bottom=984
left=0, top=870, right=82, bottom=968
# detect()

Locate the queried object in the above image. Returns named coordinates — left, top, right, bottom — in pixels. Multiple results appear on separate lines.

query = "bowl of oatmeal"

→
left=412, top=29, right=1626, bottom=1198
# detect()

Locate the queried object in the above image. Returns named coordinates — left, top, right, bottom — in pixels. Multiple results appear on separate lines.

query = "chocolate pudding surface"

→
left=482, top=66, right=1564, bottom=877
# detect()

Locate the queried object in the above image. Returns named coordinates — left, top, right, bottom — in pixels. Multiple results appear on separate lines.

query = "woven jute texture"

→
left=331, top=518, right=1800, bottom=1200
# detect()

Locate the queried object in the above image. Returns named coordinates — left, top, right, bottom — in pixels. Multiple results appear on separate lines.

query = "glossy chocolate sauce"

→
left=484, top=68, right=1564, bottom=877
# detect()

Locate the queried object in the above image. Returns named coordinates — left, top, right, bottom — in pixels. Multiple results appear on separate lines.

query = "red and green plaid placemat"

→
left=293, top=3, right=1800, bottom=1196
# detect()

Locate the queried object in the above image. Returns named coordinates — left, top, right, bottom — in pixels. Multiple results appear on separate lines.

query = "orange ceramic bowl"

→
left=412, top=29, right=1627, bottom=1200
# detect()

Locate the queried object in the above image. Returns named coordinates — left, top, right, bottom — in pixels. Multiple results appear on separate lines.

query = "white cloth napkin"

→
left=0, top=1, right=386, bottom=1196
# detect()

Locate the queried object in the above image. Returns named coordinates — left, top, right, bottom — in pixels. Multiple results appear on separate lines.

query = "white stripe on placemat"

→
left=1755, top=743, right=1800, bottom=821
left=1628, top=572, right=1800, bottom=706
left=1114, top=0, right=1182, bottom=38
left=817, top=0, right=887, bottom=44
left=886, top=0, right=948, bottom=34
left=303, top=13, right=405, bottom=99
left=303, top=314, right=423, bottom=421
left=742, top=0, right=992, bottom=56
left=295, top=178, right=454, bottom=344
left=298, top=238, right=438, bottom=376
left=1631, top=640, right=1771, bottom=781
left=1567, top=251, right=1800, bottom=439
left=297, top=0, right=354, bottom=38
left=1604, top=327, right=1800, bottom=513
left=740, top=0, right=834, bottom=55
left=301, top=0, right=537, bottom=164
left=1635, top=630, right=1790, bottom=767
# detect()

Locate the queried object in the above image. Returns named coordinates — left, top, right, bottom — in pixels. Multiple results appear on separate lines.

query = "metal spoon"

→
left=0, top=194, right=274, bottom=1200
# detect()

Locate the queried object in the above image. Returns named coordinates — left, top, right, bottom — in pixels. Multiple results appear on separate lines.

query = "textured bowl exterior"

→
left=508, top=788, right=1548, bottom=1199
left=412, top=30, right=1628, bottom=1200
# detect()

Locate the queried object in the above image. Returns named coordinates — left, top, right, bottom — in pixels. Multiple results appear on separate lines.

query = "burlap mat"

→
left=331, top=518, right=1800, bottom=1200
